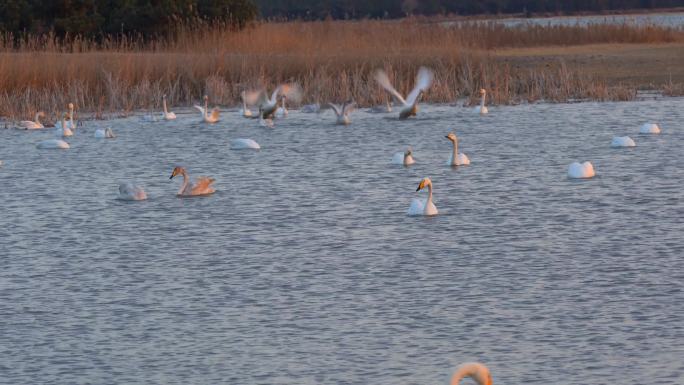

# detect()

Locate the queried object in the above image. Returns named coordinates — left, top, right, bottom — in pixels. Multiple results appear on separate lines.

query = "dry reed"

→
left=1, top=19, right=682, bottom=121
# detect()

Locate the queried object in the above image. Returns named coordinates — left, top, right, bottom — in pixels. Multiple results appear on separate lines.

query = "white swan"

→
left=194, top=95, right=220, bottom=123
left=568, top=161, right=595, bottom=179
left=392, top=148, right=415, bottom=166
left=230, top=138, right=261, bottom=150
left=55, top=113, right=73, bottom=137
left=326, top=100, right=355, bottom=125
left=611, top=136, right=636, bottom=147
left=18, top=112, right=45, bottom=130
left=67, top=103, right=77, bottom=129
left=450, top=363, right=492, bottom=385
left=446, top=132, right=470, bottom=166
left=170, top=166, right=215, bottom=196
left=407, top=177, right=438, bottom=216
left=37, top=138, right=70, bottom=149
left=95, top=127, right=115, bottom=138
left=162, top=94, right=177, bottom=120
left=473, top=89, right=489, bottom=115
left=256, top=84, right=300, bottom=119
left=367, top=99, right=393, bottom=113
left=301, top=103, right=320, bottom=113
left=639, top=123, right=660, bottom=134
left=275, top=96, right=288, bottom=118
left=118, top=183, right=147, bottom=201
left=375, top=66, right=433, bottom=119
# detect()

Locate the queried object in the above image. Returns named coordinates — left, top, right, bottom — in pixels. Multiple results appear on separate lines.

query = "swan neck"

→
left=204, top=99, right=208, bottom=117
left=452, top=139, right=459, bottom=163
left=34, top=113, right=41, bottom=123
left=480, top=93, right=485, bottom=108
left=163, top=98, right=169, bottom=114
left=178, top=170, right=189, bottom=195
left=426, top=183, right=433, bottom=211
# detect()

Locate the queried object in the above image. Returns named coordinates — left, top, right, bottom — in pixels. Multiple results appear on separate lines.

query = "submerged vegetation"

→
left=1, top=19, right=683, bottom=120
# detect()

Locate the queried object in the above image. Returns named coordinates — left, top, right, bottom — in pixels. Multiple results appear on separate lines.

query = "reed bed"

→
left=1, top=19, right=682, bottom=121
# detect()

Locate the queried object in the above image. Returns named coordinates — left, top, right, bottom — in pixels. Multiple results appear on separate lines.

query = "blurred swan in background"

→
left=230, top=138, right=261, bottom=150
left=392, top=148, right=415, bottom=166
left=275, top=96, right=288, bottom=118
left=118, top=183, right=147, bottom=201
left=55, top=113, right=73, bottom=137
left=95, top=127, right=115, bottom=138
left=374, top=66, right=433, bottom=119
left=325, top=100, right=355, bottom=125
left=37, top=137, right=70, bottom=149
left=446, top=132, right=470, bottom=166
left=170, top=166, right=215, bottom=196
left=194, top=95, right=220, bottom=123
left=162, top=94, right=176, bottom=120
left=407, top=177, right=438, bottom=216
left=19, top=112, right=45, bottom=130
left=368, top=99, right=393, bottom=113
left=253, top=84, right=301, bottom=119
left=473, top=89, right=489, bottom=115
left=568, top=161, right=595, bottom=179
left=611, top=136, right=636, bottom=147
left=639, top=123, right=660, bottom=134
left=450, top=362, right=492, bottom=385
left=67, top=103, right=77, bottom=129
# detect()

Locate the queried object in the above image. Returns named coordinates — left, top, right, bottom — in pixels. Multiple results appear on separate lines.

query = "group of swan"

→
left=567, top=122, right=660, bottom=179
left=36, top=112, right=73, bottom=149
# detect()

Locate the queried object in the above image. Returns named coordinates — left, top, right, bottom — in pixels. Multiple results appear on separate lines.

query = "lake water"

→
left=449, top=12, right=684, bottom=28
left=1, top=99, right=683, bottom=384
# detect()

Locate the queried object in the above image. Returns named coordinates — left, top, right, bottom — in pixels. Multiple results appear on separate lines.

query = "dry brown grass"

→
left=1, top=19, right=682, bottom=121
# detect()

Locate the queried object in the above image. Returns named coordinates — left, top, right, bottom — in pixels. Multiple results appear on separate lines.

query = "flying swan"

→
left=374, top=66, right=434, bottom=119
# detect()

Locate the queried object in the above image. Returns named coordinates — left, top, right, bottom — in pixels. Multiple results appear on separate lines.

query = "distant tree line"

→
left=0, top=0, right=258, bottom=38
left=255, top=0, right=683, bottom=20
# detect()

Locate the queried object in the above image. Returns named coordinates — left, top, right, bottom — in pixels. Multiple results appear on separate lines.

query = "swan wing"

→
left=194, top=104, right=206, bottom=115
left=342, top=101, right=356, bottom=115
left=406, top=66, right=434, bottom=106
left=192, top=177, right=215, bottom=194
left=374, top=69, right=407, bottom=106
left=325, top=103, right=342, bottom=116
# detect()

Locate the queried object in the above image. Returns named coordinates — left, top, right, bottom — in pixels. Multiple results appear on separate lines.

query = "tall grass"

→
left=1, top=19, right=682, bottom=121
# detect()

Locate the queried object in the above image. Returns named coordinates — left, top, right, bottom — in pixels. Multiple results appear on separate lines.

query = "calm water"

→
left=1, top=99, right=683, bottom=385
left=448, top=12, right=684, bottom=28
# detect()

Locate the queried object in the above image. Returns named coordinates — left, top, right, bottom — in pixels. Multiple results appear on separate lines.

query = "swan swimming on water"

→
left=95, top=127, right=115, bottom=138
left=639, top=123, right=660, bottom=134
left=194, top=95, right=220, bottom=123
left=445, top=132, right=470, bottom=166
left=55, top=112, right=73, bottom=137
left=67, top=103, right=77, bottom=129
left=230, top=138, right=261, bottom=150
left=407, top=177, right=438, bottom=216
left=611, top=136, right=636, bottom=147
left=118, top=182, right=147, bottom=201
left=374, top=66, right=434, bottom=119
left=568, top=161, right=595, bottom=179
left=473, top=89, right=489, bottom=115
left=170, top=166, right=216, bottom=197
left=450, top=362, right=492, bottom=385
left=326, top=100, right=355, bottom=125
left=18, top=112, right=45, bottom=130
left=392, top=148, right=415, bottom=166
left=275, top=95, right=288, bottom=118
left=162, top=94, right=176, bottom=120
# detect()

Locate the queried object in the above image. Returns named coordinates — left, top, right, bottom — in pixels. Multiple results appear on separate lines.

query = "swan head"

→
left=416, top=177, right=432, bottom=192
left=445, top=132, right=458, bottom=142
left=170, top=166, right=186, bottom=179
left=203, top=95, right=209, bottom=101
left=479, top=89, right=486, bottom=95
left=404, top=148, right=413, bottom=158
left=68, top=103, right=74, bottom=110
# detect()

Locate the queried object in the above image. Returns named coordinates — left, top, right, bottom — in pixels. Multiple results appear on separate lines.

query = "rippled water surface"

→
left=449, top=12, right=684, bottom=27
left=1, top=99, right=683, bottom=384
